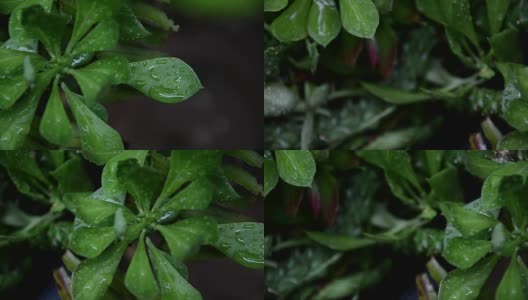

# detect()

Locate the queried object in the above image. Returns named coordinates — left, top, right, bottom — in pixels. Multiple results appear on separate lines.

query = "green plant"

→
left=0, top=150, right=264, bottom=300
left=265, top=0, right=528, bottom=149
left=265, top=150, right=528, bottom=299
left=0, top=1, right=201, bottom=157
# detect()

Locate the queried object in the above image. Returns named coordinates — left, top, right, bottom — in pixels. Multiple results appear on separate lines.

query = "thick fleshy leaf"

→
left=356, top=150, right=421, bottom=189
left=69, top=56, right=130, bottom=104
left=275, top=150, right=316, bottom=187
left=486, top=0, right=511, bottom=35
left=481, top=161, right=528, bottom=209
left=127, top=57, right=202, bottom=103
left=69, top=226, right=116, bottom=258
left=5, top=0, right=54, bottom=53
left=270, top=0, right=311, bottom=42
left=156, top=217, right=217, bottom=261
left=21, top=5, right=68, bottom=57
left=213, top=222, right=264, bottom=269
left=72, top=241, right=127, bottom=300
left=0, top=48, right=43, bottom=76
left=0, top=75, right=27, bottom=109
left=101, top=150, right=149, bottom=197
left=307, top=0, right=341, bottom=47
left=157, top=151, right=222, bottom=203
left=71, top=18, right=119, bottom=57
left=223, top=165, right=262, bottom=195
left=39, top=78, right=73, bottom=146
left=115, top=4, right=151, bottom=41
left=118, top=164, right=164, bottom=213
left=264, top=157, right=279, bottom=196
left=146, top=238, right=202, bottom=300
left=51, top=157, right=93, bottom=193
left=125, top=232, right=159, bottom=300
left=442, top=238, right=491, bottom=269
left=362, top=82, right=430, bottom=104
left=68, top=0, right=123, bottom=50
left=427, top=167, right=464, bottom=202
left=463, top=151, right=502, bottom=179
left=340, top=0, right=379, bottom=39
left=0, top=70, right=55, bottom=150
left=306, top=231, right=375, bottom=251
left=438, top=255, right=498, bottom=300
left=64, top=188, right=125, bottom=226
left=265, top=0, right=288, bottom=12
left=63, top=84, right=124, bottom=165
left=439, top=202, right=497, bottom=237
left=496, top=255, right=526, bottom=300
left=160, top=177, right=213, bottom=212
left=416, top=0, right=478, bottom=47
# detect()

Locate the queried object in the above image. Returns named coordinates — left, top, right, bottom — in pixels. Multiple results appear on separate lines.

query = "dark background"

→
left=107, top=12, right=263, bottom=150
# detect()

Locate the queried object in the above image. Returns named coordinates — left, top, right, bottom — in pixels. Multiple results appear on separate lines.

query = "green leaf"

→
left=72, top=241, right=127, bottom=300
left=127, top=57, right=202, bottom=103
left=438, top=255, right=499, bottom=300
left=39, top=77, right=73, bottom=146
left=356, top=150, right=421, bottom=189
left=63, top=84, right=124, bottom=165
left=213, top=222, right=264, bottom=269
left=160, top=177, right=213, bottom=212
left=225, top=150, right=263, bottom=168
left=66, top=189, right=125, bottom=226
left=157, top=151, right=222, bottom=203
left=276, top=150, right=316, bottom=188
left=496, top=255, right=526, bottom=300
left=264, top=157, right=279, bottom=196
left=307, top=0, right=341, bottom=47
left=486, top=0, right=511, bottom=35
left=156, top=217, right=218, bottom=261
left=69, top=226, right=116, bottom=258
left=361, top=82, right=431, bottom=104
left=489, top=28, right=522, bottom=63
left=223, top=165, right=262, bottom=195
left=481, top=161, right=528, bottom=209
left=270, top=0, right=311, bottom=42
left=439, top=202, right=497, bottom=237
left=101, top=150, right=149, bottom=197
left=340, top=0, right=380, bottom=39
left=427, top=167, right=464, bottom=202
left=119, top=164, right=164, bottom=213
left=115, top=4, right=151, bottom=41
left=125, top=232, right=159, bottom=300
left=424, top=150, right=444, bottom=175
left=51, top=157, right=93, bottom=193
left=21, top=5, right=68, bottom=57
left=69, top=56, right=130, bottom=104
left=463, top=151, right=503, bottom=179
left=68, top=0, right=123, bottom=51
left=0, top=75, right=27, bottom=109
left=0, top=48, right=42, bottom=76
left=498, top=132, right=528, bottom=150
left=306, top=231, right=375, bottom=251
left=146, top=238, right=202, bottom=300
left=442, top=238, right=491, bottom=269
left=416, top=0, right=478, bottom=47
left=71, top=18, right=119, bottom=57
left=0, top=70, right=55, bottom=150
left=264, top=0, right=288, bottom=12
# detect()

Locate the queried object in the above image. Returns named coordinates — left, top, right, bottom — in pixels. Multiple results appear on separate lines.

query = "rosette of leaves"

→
left=0, top=1, right=201, bottom=159
left=64, top=150, right=264, bottom=300
left=437, top=159, right=528, bottom=300
left=0, top=150, right=93, bottom=248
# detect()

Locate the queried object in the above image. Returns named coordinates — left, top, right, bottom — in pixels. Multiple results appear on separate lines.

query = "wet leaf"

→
left=213, top=222, right=264, bottom=269
left=128, top=57, right=202, bottom=103
left=125, top=232, right=159, bottom=300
